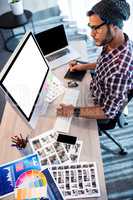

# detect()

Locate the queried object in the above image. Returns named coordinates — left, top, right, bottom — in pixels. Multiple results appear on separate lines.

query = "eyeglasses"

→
left=88, top=22, right=106, bottom=33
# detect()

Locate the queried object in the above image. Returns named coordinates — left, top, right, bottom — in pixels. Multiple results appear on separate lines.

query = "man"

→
left=57, top=0, right=133, bottom=121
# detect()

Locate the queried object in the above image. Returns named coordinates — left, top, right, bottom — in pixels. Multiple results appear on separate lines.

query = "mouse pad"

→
left=64, top=69, right=86, bottom=81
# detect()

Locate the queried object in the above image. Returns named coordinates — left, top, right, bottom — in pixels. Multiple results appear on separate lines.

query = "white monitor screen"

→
left=0, top=32, right=49, bottom=121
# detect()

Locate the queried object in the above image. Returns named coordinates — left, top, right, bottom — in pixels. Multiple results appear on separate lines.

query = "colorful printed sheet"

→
left=15, top=168, right=64, bottom=200
left=0, top=154, right=41, bottom=198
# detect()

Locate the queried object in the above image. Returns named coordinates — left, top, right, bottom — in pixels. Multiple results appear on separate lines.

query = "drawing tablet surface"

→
left=64, top=69, right=86, bottom=81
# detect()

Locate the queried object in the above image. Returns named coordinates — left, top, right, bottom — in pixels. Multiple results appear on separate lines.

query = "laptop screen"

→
left=35, top=24, right=68, bottom=55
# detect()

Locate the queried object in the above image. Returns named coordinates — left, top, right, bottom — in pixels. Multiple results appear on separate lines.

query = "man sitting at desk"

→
left=57, top=0, right=133, bottom=122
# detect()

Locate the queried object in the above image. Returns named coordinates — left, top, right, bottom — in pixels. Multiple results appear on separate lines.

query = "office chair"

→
left=98, top=89, right=133, bottom=155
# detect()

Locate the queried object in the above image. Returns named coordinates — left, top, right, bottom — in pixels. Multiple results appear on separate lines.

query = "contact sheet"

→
left=49, top=162, right=100, bottom=199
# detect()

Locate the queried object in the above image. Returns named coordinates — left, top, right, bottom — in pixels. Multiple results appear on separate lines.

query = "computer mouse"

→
left=68, top=81, right=78, bottom=88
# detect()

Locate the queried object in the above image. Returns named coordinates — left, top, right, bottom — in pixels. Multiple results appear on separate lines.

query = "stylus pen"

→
left=75, top=59, right=88, bottom=64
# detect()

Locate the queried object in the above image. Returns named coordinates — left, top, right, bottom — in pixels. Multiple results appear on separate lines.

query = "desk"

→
left=0, top=10, right=34, bottom=52
left=0, top=40, right=107, bottom=200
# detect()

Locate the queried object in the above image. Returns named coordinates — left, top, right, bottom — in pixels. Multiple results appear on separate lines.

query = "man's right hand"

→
left=69, top=60, right=86, bottom=72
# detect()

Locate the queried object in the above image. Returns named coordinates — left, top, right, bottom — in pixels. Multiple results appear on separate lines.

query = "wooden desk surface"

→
left=0, top=40, right=107, bottom=200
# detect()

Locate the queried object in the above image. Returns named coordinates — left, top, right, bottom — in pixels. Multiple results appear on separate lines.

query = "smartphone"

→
left=57, top=134, right=77, bottom=145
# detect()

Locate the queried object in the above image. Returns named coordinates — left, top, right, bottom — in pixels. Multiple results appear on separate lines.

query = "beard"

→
left=95, top=26, right=113, bottom=46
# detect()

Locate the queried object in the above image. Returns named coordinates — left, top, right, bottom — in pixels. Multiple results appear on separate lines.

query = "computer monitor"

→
left=0, top=32, right=49, bottom=128
left=35, top=24, right=68, bottom=55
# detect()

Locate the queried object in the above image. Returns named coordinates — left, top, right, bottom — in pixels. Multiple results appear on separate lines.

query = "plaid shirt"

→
left=90, top=34, right=133, bottom=119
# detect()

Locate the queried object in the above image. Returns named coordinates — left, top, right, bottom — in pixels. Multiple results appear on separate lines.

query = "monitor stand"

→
left=5, top=83, right=49, bottom=130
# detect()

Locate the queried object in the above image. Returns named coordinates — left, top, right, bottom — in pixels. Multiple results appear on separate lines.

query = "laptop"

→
left=35, top=24, right=80, bottom=69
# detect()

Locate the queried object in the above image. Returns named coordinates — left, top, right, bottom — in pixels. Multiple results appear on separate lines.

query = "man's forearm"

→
left=86, top=63, right=96, bottom=70
left=79, top=106, right=107, bottom=119
left=80, top=63, right=96, bottom=71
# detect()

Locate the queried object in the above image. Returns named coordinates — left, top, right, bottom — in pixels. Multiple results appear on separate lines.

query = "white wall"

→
left=0, top=0, right=10, bottom=14
left=58, top=0, right=100, bottom=29
left=123, top=0, right=133, bottom=40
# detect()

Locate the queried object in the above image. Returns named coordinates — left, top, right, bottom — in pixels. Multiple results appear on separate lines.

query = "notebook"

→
left=35, top=24, right=80, bottom=69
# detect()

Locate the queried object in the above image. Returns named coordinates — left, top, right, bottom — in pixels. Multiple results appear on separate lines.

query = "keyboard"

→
left=46, top=48, right=70, bottom=62
left=54, top=88, right=80, bottom=133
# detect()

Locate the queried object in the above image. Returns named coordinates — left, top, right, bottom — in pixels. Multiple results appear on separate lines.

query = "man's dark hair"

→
left=87, top=0, right=130, bottom=29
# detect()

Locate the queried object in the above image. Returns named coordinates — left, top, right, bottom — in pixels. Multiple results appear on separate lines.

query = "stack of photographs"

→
left=49, top=162, right=100, bottom=199
left=29, top=130, right=70, bottom=168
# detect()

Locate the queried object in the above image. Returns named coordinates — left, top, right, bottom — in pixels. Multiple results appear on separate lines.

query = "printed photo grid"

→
left=29, top=130, right=70, bottom=168
left=49, top=162, right=100, bottom=199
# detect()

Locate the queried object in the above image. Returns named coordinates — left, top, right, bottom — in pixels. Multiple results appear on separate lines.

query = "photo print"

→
left=64, top=141, right=83, bottom=162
